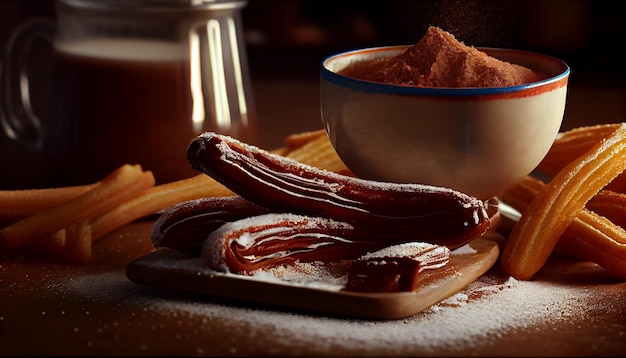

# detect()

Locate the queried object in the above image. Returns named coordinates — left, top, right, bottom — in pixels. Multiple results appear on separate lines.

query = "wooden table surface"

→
left=2, top=76, right=626, bottom=356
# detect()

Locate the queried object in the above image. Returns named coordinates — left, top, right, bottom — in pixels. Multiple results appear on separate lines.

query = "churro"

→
left=587, top=190, right=626, bottom=229
left=538, top=123, right=626, bottom=193
left=0, top=183, right=99, bottom=225
left=501, top=123, right=626, bottom=280
left=0, top=164, right=154, bottom=252
left=500, top=175, right=626, bottom=279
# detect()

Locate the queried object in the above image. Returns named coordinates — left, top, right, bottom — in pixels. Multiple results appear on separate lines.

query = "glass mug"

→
left=0, top=0, right=258, bottom=189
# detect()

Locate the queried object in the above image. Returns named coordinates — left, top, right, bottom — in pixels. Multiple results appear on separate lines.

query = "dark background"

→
left=2, top=0, right=624, bottom=85
left=242, top=0, right=625, bottom=87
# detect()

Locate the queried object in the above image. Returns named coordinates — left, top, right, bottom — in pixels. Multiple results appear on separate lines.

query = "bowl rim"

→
left=320, top=45, right=570, bottom=97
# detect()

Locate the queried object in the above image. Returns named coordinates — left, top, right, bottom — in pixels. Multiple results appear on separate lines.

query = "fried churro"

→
left=501, top=123, right=626, bottom=280
left=500, top=176, right=626, bottom=280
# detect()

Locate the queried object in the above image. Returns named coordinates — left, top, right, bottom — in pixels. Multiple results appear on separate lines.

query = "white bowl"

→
left=320, top=46, right=569, bottom=199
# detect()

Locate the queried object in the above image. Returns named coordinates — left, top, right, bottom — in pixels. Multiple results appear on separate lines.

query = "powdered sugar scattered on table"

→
left=60, top=267, right=601, bottom=352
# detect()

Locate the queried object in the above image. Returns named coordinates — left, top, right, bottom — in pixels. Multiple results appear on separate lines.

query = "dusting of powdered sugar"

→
left=252, top=260, right=349, bottom=289
left=58, top=268, right=599, bottom=352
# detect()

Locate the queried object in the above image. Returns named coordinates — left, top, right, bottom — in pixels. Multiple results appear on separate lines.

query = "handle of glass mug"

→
left=1, top=18, right=55, bottom=149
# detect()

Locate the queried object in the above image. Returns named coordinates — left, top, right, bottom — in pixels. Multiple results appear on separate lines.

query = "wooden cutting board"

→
left=126, top=238, right=499, bottom=320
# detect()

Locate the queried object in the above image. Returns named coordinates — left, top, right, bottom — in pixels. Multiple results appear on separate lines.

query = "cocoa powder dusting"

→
left=339, top=26, right=548, bottom=88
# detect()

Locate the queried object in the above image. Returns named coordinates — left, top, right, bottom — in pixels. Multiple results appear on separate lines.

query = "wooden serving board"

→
left=126, top=238, right=499, bottom=320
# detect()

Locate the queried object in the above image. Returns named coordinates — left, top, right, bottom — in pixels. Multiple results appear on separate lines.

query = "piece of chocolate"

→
left=345, top=257, right=421, bottom=292
left=344, top=242, right=451, bottom=293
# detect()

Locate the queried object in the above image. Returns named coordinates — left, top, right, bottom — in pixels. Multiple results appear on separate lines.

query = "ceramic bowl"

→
left=320, top=46, right=569, bottom=199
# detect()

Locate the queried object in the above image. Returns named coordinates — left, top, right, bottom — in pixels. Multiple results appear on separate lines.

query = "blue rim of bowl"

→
left=320, top=46, right=570, bottom=97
